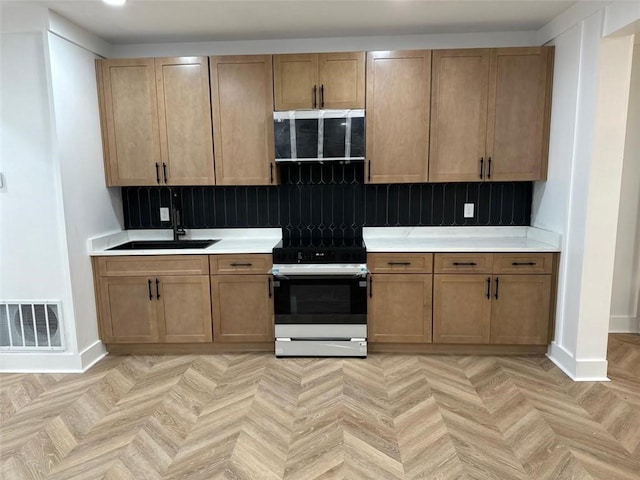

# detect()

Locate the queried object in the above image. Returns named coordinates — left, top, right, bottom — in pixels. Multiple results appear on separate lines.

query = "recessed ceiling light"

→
left=103, top=0, right=126, bottom=6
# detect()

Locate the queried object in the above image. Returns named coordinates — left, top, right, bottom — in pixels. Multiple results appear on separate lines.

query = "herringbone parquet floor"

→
left=1, top=334, right=639, bottom=479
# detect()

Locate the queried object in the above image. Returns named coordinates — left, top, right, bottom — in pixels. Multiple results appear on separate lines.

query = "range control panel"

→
left=273, top=247, right=367, bottom=264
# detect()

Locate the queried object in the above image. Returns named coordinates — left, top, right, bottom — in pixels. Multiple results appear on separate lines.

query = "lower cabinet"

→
left=97, top=273, right=212, bottom=344
left=433, top=275, right=491, bottom=343
left=209, top=254, right=274, bottom=343
left=210, top=274, right=274, bottom=342
left=367, top=253, right=434, bottom=343
left=432, top=253, right=554, bottom=346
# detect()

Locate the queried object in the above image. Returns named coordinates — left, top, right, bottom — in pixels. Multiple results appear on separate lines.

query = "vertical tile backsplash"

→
left=122, top=163, right=532, bottom=237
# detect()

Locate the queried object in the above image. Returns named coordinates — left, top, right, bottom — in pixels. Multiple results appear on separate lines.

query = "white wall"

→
left=610, top=42, right=640, bottom=333
left=534, top=5, right=638, bottom=380
left=48, top=33, right=123, bottom=354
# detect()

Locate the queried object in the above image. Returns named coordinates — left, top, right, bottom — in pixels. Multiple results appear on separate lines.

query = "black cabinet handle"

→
left=367, top=160, right=371, bottom=181
left=312, top=85, right=317, bottom=108
left=270, top=163, right=274, bottom=184
left=369, top=276, right=373, bottom=298
left=512, top=262, right=537, bottom=266
left=486, top=277, right=491, bottom=299
left=156, top=278, right=160, bottom=300
left=162, top=162, right=168, bottom=183
left=320, top=84, right=324, bottom=108
left=479, top=157, right=484, bottom=179
left=494, top=277, right=499, bottom=300
left=388, top=262, right=411, bottom=266
left=230, top=263, right=253, bottom=267
left=148, top=279, right=153, bottom=300
left=452, top=262, right=477, bottom=266
left=155, top=163, right=160, bottom=184
left=487, top=157, right=492, bottom=179
left=268, top=277, right=272, bottom=298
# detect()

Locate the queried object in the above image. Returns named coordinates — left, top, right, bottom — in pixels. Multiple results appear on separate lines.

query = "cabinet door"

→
left=318, top=52, right=365, bottom=109
left=429, top=49, right=490, bottom=182
left=433, top=275, right=491, bottom=344
left=368, top=274, right=432, bottom=343
left=98, top=276, right=159, bottom=343
left=273, top=54, right=318, bottom=110
left=98, top=58, right=161, bottom=186
left=210, top=55, right=275, bottom=185
left=155, top=57, right=215, bottom=185
left=486, top=47, right=553, bottom=181
left=157, top=275, right=212, bottom=343
left=491, top=275, right=551, bottom=345
left=366, top=50, right=431, bottom=183
left=211, top=275, right=274, bottom=342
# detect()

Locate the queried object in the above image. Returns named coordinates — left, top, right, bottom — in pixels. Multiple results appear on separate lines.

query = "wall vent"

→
left=0, top=302, right=64, bottom=351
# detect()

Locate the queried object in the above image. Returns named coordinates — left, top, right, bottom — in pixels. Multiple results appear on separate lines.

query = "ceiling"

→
left=5, top=0, right=575, bottom=44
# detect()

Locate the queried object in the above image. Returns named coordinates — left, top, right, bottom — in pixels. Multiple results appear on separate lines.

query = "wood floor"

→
left=1, top=334, right=639, bottom=479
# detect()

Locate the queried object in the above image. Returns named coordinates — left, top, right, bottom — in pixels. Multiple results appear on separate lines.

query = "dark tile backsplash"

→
left=122, top=163, right=532, bottom=240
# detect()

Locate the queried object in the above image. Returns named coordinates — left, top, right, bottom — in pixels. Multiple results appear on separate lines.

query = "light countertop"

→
left=363, top=226, right=561, bottom=252
left=88, top=228, right=282, bottom=256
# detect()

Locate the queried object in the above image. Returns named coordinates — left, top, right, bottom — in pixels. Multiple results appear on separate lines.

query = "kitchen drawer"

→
left=493, top=253, right=553, bottom=274
left=210, top=254, right=272, bottom=274
left=434, top=253, right=493, bottom=274
left=96, top=255, right=209, bottom=277
left=367, top=253, right=433, bottom=273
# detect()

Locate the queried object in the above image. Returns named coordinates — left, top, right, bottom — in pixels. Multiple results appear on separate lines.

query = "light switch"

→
left=160, top=207, right=170, bottom=222
left=464, top=203, right=474, bottom=218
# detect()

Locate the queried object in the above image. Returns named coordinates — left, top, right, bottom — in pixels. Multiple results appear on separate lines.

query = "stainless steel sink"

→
left=107, top=239, right=220, bottom=250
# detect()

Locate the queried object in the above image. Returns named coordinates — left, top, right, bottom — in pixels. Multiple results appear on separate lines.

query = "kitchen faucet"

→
left=171, top=190, right=186, bottom=242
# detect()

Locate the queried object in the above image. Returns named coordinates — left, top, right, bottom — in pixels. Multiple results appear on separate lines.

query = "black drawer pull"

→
left=494, top=277, right=499, bottom=300
left=479, top=157, right=484, bottom=179
left=155, top=163, right=160, bottom=184
left=388, top=262, right=411, bottom=266
left=512, top=262, right=537, bottom=266
left=162, top=162, right=168, bottom=183
left=312, top=85, right=317, bottom=108
left=230, top=263, right=253, bottom=267
left=155, top=278, right=160, bottom=299
left=268, top=277, right=272, bottom=298
left=487, top=157, right=492, bottom=179
left=369, top=276, right=373, bottom=298
left=320, top=84, right=324, bottom=108
left=486, top=277, right=491, bottom=299
left=452, top=262, right=477, bottom=266
left=148, top=279, right=153, bottom=300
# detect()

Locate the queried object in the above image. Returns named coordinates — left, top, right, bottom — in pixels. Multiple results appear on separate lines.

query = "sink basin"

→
left=108, top=239, right=220, bottom=250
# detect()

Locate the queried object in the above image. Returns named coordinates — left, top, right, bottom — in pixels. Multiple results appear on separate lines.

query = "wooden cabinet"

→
left=211, top=275, right=274, bottom=342
left=97, top=58, right=161, bottom=186
left=429, top=47, right=553, bottom=182
left=366, top=50, right=431, bottom=184
left=210, top=254, right=274, bottom=343
left=433, top=275, right=491, bottom=343
left=155, top=57, right=215, bottom=185
left=97, top=57, right=214, bottom=186
left=490, top=275, right=551, bottom=345
left=273, top=52, right=365, bottom=110
left=94, top=256, right=212, bottom=344
left=210, top=55, right=276, bottom=185
left=433, top=253, right=553, bottom=345
left=367, top=253, right=433, bottom=343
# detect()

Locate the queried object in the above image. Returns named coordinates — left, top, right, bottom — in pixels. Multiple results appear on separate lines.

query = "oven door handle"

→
left=273, top=274, right=366, bottom=281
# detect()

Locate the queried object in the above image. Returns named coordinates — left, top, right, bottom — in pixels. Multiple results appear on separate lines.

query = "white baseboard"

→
left=0, top=341, right=106, bottom=373
left=547, top=341, right=609, bottom=381
left=79, top=340, right=106, bottom=371
left=609, top=315, right=640, bottom=333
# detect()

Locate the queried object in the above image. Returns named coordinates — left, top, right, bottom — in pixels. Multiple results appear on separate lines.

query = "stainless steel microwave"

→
left=274, top=109, right=365, bottom=163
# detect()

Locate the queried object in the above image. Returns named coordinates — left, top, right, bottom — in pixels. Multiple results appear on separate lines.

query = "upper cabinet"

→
left=429, top=47, right=553, bottom=182
left=97, top=57, right=214, bottom=186
left=366, top=50, right=431, bottom=184
left=273, top=52, right=365, bottom=110
left=210, top=55, right=276, bottom=185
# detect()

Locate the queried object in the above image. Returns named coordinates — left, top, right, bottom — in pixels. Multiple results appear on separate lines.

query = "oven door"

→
left=273, top=274, right=367, bottom=339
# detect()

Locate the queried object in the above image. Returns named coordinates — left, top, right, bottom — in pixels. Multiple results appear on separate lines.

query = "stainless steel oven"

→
left=272, top=263, right=368, bottom=357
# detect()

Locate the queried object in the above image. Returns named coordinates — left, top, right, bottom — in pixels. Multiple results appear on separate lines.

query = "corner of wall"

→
left=547, top=342, right=610, bottom=381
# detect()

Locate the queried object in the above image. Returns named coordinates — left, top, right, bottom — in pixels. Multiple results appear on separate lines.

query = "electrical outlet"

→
left=160, top=207, right=170, bottom=222
left=464, top=203, right=474, bottom=218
